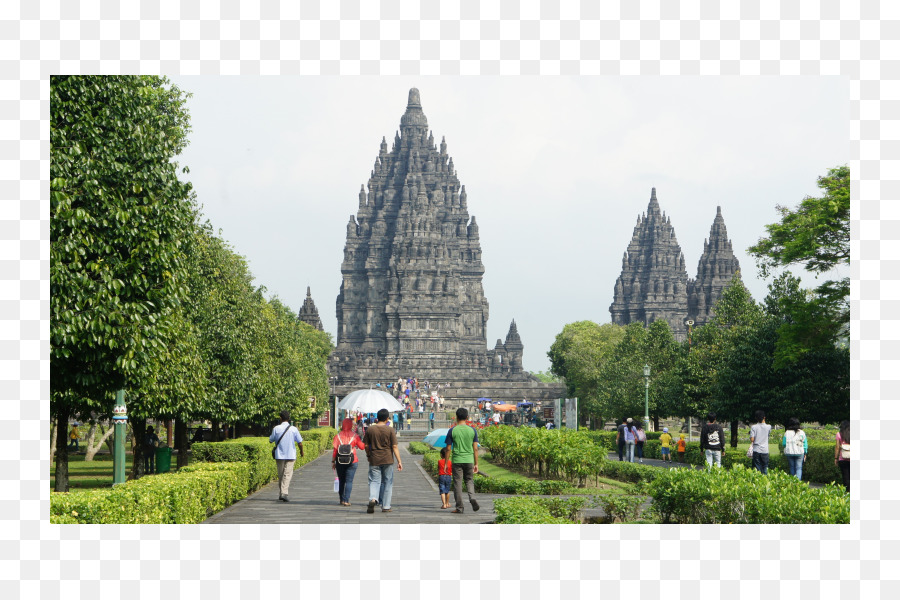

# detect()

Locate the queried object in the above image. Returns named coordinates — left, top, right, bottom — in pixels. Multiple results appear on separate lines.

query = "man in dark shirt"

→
left=699, top=411, right=726, bottom=468
left=363, top=408, right=403, bottom=513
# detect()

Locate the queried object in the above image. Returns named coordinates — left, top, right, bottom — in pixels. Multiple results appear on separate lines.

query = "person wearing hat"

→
left=676, top=434, right=687, bottom=463
left=659, top=427, right=673, bottom=462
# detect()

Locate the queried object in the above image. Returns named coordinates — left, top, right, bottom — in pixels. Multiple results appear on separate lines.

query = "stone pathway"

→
left=204, top=443, right=503, bottom=524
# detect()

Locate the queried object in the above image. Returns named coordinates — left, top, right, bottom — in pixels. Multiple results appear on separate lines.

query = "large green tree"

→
left=748, top=165, right=850, bottom=364
left=51, top=76, right=196, bottom=490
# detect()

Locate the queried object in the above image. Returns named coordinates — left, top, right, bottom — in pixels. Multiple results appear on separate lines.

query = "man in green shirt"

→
left=444, top=407, right=480, bottom=514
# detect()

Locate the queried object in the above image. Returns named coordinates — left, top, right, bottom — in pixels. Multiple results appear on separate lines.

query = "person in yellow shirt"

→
left=676, top=434, right=687, bottom=463
left=659, top=428, right=673, bottom=463
left=68, top=424, right=80, bottom=452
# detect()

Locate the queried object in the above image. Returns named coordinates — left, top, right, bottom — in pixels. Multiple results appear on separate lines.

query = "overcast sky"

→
left=169, top=76, right=848, bottom=373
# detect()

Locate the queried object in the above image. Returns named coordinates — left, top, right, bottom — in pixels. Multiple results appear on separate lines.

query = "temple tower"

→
left=328, top=88, right=564, bottom=404
left=687, top=206, right=741, bottom=326
left=298, top=286, right=324, bottom=331
left=610, top=192, right=740, bottom=339
left=609, top=188, right=690, bottom=338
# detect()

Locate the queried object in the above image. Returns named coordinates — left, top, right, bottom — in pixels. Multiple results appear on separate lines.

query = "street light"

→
left=643, top=364, right=651, bottom=432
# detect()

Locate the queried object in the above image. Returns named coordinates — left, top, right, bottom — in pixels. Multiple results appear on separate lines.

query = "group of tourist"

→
left=616, top=410, right=851, bottom=492
left=268, top=407, right=482, bottom=513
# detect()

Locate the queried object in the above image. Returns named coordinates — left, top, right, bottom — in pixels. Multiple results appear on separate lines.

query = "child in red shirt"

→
left=437, top=446, right=452, bottom=509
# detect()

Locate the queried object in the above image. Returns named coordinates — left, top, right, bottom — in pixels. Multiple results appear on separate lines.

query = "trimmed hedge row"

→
left=646, top=464, right=849, bottom=524
left=51, top=428, right=336, bottom=524
left=420, top=449, right=575, bottom=495
left=635, top=440, right=841, bottom=484
left=407, top=441, right=432, bottom=455
left=51, top=462, right=251, bottom=524
left=493, top=496, right=587, bottom=524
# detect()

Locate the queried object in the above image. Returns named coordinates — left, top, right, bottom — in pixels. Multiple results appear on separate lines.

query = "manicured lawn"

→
left=50, top=453, right=181, bottom=490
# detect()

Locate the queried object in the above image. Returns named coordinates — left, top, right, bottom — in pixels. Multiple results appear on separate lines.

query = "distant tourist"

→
left=429, top=410, right=435, bottom=431
left=392, top=411, right=400, bottom=432
left=834, top=420, right=850, bottom=491
left=363, top=408, right=402, bottom=513
left=445, top=407, right=480, bottom=514
left=634, top=422, right=647, bottom=463
left=68, top=424, right=80, bottom=452
left=619, top=418, right=637, bottom=463
left=780, top=417, right=808, bottom=480
left=700, top=412, right=726, bottom=468
left=143, top=425, right=160, bottom=474
left=332, top=418, right=366, bottom=506
left=749, top=410, right=772, bottom=474
left=677, top=434, right=686, bottom=462
left=437, top=445, right=453, bottom=509
left=659, top=428, right=673, bottom=462
left=269, top=411, right=304, bottom=502
left=398, top=410, right=405, bottom=432
left=615, top=417, right=628, bottom=461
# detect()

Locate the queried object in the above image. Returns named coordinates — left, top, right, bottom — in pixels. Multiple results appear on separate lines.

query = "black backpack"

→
left=336, top=434, right=354, bottom=465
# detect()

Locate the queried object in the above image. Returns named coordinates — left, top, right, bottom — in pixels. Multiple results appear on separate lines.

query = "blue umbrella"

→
left=423, top=427, right=451, bottom=448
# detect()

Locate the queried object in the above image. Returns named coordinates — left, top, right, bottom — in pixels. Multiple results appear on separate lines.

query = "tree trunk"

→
left=175, top=417, right=189, bottom=469
left=166, top=419, right=174, bottom=447
left=50, top=421, right=57, bottom=461
left=54, top=407, right=70, bottom=492
left=211, top=419, right=219, bottom=442
left=131, top=417, right=147, bottom=479
left=730, top=420, right=739, bottom=448
left=84, top=423, right=115, bottom=462
left=652, top=416, right=660, bottom=432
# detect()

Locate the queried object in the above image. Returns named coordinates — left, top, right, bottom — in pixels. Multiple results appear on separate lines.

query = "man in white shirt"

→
left=749, top=410, right=772, bottom=474
left=269, top=410, right=304, bottom=502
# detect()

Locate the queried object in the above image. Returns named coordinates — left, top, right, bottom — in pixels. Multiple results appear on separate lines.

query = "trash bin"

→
left=156, top=446, right=172, bottom=473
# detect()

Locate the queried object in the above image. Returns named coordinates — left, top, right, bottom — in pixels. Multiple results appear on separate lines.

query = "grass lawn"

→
left=50, top=453, right=182, bottom=490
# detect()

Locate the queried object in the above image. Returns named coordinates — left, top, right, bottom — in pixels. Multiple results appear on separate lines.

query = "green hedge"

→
left=645, top=464, right=849, bottom=524
left=635, top=440, right=841, bottom=484
left=407, top=441, right=432, bottom=455
left=51, top=462, right=250, bottom=524
left=420, top=449, right=574, bottom=495
left=493, top=496, right=587, bottom=524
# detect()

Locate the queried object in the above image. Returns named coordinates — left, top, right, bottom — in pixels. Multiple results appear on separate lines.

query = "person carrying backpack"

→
left=332, top=418, right=366, bottom=506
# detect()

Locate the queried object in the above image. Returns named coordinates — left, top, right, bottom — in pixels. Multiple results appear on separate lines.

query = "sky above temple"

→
left=169, top=76, right=848, bottom=373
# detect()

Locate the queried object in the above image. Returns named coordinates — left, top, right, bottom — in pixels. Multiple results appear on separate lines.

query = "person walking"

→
left=676, top=434, right=686, bottom=462
left=749, top=410, right=772, bottom=474
left=429, top=410, right=435, bottom=431
left=634, top=422, right=647, bottom=463
left=615, top=418, right=627, bottom=461
left=699, top=412, right=726, bottom=468
left=332, top=418, right=366, bottom=506
left=143, top=425, right=160, bottom=474
left=834, top=420, right=850, bottom=492
left=363, top=408, right=403, bottom=513
left=445, top=407, right=480, bottom=514
left=659, top=428, right=673, bottom=462
left=398, top=410, right=405, bottom=432
left=621, top=418, right=637, bottom=463
left=780, top=417, right=808, bottom=480
left=437, top=446, right=453, bottom=509
left=392, top=411, right=399, bottom=432
left=68, top=424, right=80, bottom=452
left=269, top=411, right=304, bottom=502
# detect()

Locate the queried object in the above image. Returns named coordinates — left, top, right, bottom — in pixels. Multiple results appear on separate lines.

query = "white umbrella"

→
left=338, top=389, right=405, bottom=413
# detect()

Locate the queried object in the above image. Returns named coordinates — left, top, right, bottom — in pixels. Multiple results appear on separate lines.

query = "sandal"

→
left=451, top=509, right=464, bottom=514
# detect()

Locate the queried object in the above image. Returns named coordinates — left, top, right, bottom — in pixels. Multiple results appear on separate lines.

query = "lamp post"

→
left=643, top=364, right=651, bottom=432
left=112, top=390, right=127, bottom=485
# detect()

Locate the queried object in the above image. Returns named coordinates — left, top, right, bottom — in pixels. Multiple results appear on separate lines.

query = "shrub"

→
left=592, top=493, right=648, bottom=523
left=645, top=464, right=849, bottom=524
left=407, top=441, right=432, bottom=455
left=600, top=460, right=660, bottom=484
left=493, top=496, right=586, bottom=524
left=50, top=462, right=251, bottom=524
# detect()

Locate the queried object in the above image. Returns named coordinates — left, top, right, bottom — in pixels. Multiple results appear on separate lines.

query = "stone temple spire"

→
left=687, top=206, right=741, bottom=326
left=609, top=187, right=690, bottom=338
left=298, top=286, right=324, bottom=331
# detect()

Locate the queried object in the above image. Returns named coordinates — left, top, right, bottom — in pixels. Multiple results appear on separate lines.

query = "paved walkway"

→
left=204, top=443, right=502, bottom=524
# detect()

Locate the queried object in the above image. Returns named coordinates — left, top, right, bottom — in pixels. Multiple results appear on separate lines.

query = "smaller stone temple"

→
left=297, top=286, right=324, bottom=331
left=609, top=188, right=740, bottom=338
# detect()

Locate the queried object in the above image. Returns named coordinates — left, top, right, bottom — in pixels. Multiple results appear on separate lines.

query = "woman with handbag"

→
left=834, top=420, right=850, bottom=492
left=332, top=418, right=366, bottom=506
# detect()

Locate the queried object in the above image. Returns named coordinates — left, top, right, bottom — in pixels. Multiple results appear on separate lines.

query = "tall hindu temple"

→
left=609, top=188, right=741, bottom=338
left=325, top=88, right=565, bottom=404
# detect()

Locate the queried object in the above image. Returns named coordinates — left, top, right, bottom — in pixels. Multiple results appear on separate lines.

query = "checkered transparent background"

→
left=4, top=0, right=892, bottom=596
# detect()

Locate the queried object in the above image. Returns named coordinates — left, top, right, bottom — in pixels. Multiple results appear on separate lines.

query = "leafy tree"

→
left=748, top=165, right=850, bottom=363
left=548, top=321, right=625, bottom=426
left=51, top=75, right=196, bottom=490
